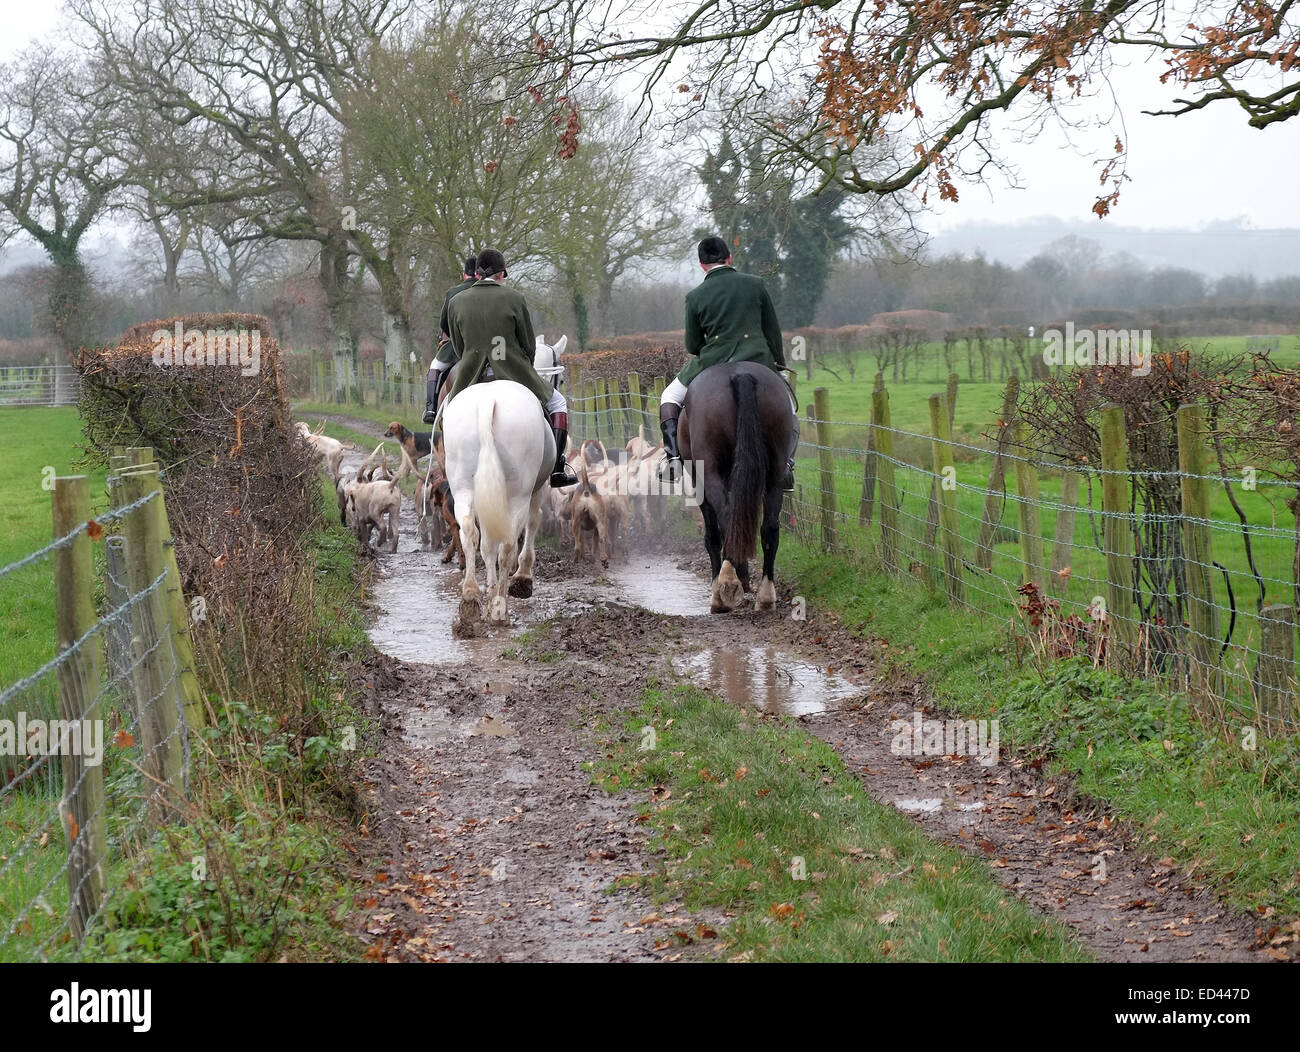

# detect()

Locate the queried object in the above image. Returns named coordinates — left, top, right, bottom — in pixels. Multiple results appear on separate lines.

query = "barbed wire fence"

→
left=0, top=448, right=202, bottom=962
left=557, top=362, right=1299, bottom=742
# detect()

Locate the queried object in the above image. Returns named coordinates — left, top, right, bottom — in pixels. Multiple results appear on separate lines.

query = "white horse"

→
left=442, top=379, right=554, bottom=627
left=533, top=333, right=567, bottom=387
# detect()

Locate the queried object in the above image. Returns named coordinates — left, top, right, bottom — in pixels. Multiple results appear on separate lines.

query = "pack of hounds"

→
left=294, top=410, right=673, bottom=570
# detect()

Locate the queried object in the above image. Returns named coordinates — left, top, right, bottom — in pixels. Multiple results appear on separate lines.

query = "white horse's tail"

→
left=473, top=396, right=510, bottom=545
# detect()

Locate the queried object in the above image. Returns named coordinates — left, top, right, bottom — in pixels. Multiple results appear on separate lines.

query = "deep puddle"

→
left=674, top=645, right=867, bottom=716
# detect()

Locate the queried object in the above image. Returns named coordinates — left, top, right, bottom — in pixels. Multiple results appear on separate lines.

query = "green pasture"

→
left=0, top=407, right=109, bottom=684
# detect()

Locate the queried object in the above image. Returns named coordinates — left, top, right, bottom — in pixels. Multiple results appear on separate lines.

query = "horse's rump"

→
left=681, top=362, right=792, bottom=566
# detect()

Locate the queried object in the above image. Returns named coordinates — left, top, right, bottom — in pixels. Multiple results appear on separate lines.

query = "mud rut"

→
left=323, top=435, right=1272, bottom=963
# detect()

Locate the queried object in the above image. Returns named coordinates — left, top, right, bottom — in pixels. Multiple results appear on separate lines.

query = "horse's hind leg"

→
left=755, top=481, right=783, bottom=611
left=457, top=500, right=483, bottom=624
left=509, top=492, right=543, bottom=599
left=489, top=536, right=513, bottom=625
left=699, top=486, right=725, bottom=582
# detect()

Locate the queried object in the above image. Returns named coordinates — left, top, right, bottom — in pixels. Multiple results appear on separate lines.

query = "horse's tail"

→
left=725, top=373, right=766, bottom=564
left=472, top=396, right=510, bottom=545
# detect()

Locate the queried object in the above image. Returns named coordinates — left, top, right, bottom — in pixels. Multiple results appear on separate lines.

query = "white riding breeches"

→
left=427, top=358, right=453, bottom=382
left=661, top=377, right=689, bottom=407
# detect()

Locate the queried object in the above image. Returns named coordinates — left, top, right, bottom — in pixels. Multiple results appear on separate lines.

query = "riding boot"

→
left=781, top=415, right=799, bottom=492
left=424, top=369, right=450, bottom=425
left=549, top=412, right=578, bottom=488
left=657, top=403, right=683, bottom=484
left=422, top=377, right=439, bottom=424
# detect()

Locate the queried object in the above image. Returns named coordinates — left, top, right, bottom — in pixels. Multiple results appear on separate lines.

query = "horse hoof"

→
left=755, top=577, right=777, bottom=611
left=508, top=576, right=533, bottom=599
left=711, top=560, right=744, bottom=613
left=458, top=597, right=481, bottom=624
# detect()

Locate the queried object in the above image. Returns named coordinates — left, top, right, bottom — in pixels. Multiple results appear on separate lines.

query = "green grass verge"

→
left=589, top=681, right=1087, bottom=961
left=775, top=535, right=1300, bottom=924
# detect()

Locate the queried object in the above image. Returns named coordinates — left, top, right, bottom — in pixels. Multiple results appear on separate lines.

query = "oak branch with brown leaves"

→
left=532, top=0, right=1298, bottom=214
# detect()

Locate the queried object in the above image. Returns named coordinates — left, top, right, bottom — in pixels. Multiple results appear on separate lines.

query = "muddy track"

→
left=295, top=409, right=394, bottom=439
left=340, top=445, right=1275, bottom=963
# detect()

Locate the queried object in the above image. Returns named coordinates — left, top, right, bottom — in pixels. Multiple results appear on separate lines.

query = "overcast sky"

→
left=2, top=1, right=1297, bottom=245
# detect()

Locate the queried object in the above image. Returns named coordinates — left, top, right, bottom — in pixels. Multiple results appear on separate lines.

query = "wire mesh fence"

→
left=0, top=365, right=81, bottom=407
left=301, top=356, right=424, bottom=410
left=557, top=365, right=1300, bottom=741
left=0, top=453, right=198, bottom=961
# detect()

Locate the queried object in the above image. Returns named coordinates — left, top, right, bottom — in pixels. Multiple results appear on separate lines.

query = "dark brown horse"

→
left=679, top=362, right=793, bottom=613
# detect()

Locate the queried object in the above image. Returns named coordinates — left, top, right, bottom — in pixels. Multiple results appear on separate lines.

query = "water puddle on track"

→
left=366, top=543, right=711, bottom=665
left=673, top=645, right=867, bottom=717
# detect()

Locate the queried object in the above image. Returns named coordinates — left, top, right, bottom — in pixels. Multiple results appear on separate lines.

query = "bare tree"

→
left=0, top=45, right=125, bottom=383
left=75, top=0, right=410, bottom=396
left=531, top=0, right=1300, bottom=216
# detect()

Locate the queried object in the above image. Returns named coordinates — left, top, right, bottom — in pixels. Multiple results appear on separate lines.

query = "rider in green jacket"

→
left=659, top=236, right=798, bottom=491
left=444, top=248, right=578, bottom=488
left=423, top=256, right=478, bottom=424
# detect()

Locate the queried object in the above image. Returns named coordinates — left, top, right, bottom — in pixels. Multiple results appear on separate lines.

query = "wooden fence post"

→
left=1012, top=423, right=1045, bottom=592
left=114, top=465, right=185, bottom=821
left=1100, top=405, right=1136, bottom=670
left=608, top=377, right=625, bottom=443
left=1049, top=470, right=1081, bottom=597
left=626, top=372, right=643, bottom=439
left=859, top=373, right=883, bottom=526
left=812, top=388, right=837, bottom=550
left=976, top=375, right=1020, bottom=571
left=596, top=376, right=610, bottom=442
left=1256, top=604, right=1295, bottom=735
left=873, top=384, right=900, bottom=572
left=929, top=392, right=965, bottom=604
left=51, top=475, right=107, bottom=939
left=1177, top=402, right=1220, bottom=697
left=577, top=378, right=592, bottom=439
left=923, top=374, right=959, bottom=555
left=147, top=465, right=203, bottom=729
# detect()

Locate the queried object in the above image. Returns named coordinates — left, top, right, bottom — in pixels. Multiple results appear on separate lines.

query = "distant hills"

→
left=927, top=216, right=1300, bottom=278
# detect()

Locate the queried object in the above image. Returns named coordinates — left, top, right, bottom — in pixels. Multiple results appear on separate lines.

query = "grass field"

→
left=0, top=407, right=109, bottom=684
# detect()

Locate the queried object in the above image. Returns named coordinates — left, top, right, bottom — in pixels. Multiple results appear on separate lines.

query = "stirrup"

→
left=658, top=456, right=683, bottom=484
left=551, top=462, right=578, bottom=488
left=780, top=467, right=795, bottom=493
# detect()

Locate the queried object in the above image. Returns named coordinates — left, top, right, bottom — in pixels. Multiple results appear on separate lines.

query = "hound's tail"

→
left=388, top=443, right=417, bottom=489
